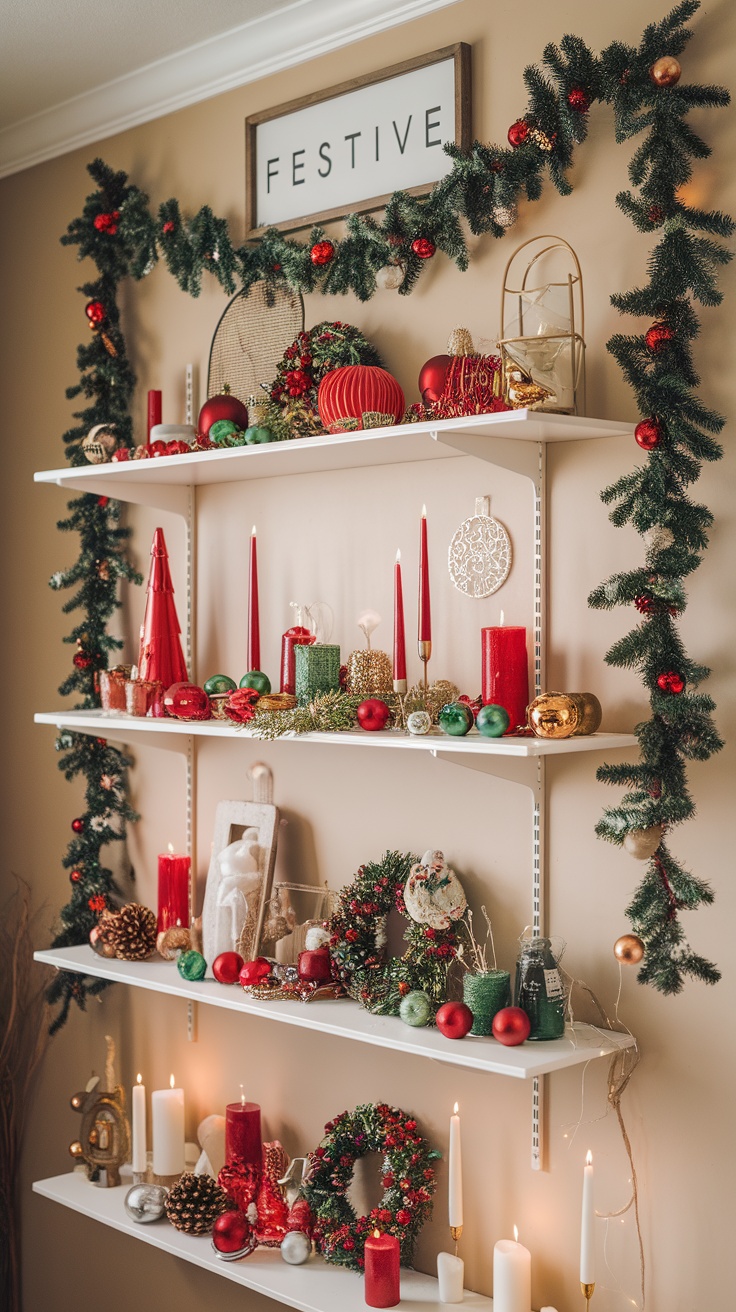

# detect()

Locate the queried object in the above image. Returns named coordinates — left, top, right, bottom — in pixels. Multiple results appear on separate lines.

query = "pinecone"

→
left=110, top=902, right=157, bottom=961
left=164, top=1172, right=230, bottom=1235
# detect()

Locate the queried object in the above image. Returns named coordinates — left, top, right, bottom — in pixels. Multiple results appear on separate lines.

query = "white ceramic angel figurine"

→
left=404, top=848, right=467, bottom=929
left=203, top=828, right=262, bottom=964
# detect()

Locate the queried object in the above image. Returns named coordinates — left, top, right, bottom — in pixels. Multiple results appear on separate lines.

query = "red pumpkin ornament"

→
left=635, top=417, right=664, bottom=450
left=567, top=88, right=590, bottom=112
left=85, top=300, right=106, bottom=326
left=411, top=237, right=436, bottom=260
left=310, top=240, right=335, bottom=266
left=645, top=323, right=674, bottom=352
left=197, top=384, right=249, bottom=439
left=418, top=354, right=451, bottom=405
left=317, top=365, right=405, bottom=433
left=507, top=120, right=529, bottom=148
left=656, top=671, right=685, bottom=695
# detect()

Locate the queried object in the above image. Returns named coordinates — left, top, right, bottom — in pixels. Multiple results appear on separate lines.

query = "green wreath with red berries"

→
left=329, top=850, right=459, bottom=1017
left=260, top=321, right=383, bottom=441
left=302, top=1101, right=440, bottom=1271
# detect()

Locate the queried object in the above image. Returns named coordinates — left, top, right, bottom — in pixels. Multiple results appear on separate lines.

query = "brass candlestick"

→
left=393, top=677, right=407, bottom=695
left=418, top=639, right=432, bottom=693
left=450, top=1223, right=463, bottom=1255
left=581, top=1281, right=595, bottom=1308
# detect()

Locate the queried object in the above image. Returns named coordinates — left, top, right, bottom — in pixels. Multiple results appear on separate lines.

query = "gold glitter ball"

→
left=345, top=649, right=393, bottom=698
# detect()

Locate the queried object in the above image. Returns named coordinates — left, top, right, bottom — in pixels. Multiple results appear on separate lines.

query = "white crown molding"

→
left=0, top=0, right=462, bottom=180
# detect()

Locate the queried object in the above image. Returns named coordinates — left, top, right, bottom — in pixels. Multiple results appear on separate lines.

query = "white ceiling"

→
left=0, top=0, right=460, bottom=178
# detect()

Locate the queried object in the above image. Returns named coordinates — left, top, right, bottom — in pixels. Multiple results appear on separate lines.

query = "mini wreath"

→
left=302, top=1101, right=440, bottom=1272
left=329, top=850, right=459, bottom=1016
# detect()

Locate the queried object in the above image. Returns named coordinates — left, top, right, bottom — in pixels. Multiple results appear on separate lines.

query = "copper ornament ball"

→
left=649, top=55, right=682, bottom=87
left=614, top=934, right=645, bottom=965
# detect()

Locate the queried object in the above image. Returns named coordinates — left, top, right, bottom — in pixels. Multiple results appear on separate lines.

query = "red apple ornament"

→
left=492, top=1006, right=531, bottom=1046
left=239, top=957, right=272, bottom=987
left=213, top=952, right=245, bottom=984
left=356, top=698, right=391, bottom=731
left=436, top=1001, right=474, bottom=1039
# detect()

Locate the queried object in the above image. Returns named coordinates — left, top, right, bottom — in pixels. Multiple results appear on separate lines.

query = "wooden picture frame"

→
left=200, top=799, right=280, bottom=969
left=246, top=42, right=471, bottom=238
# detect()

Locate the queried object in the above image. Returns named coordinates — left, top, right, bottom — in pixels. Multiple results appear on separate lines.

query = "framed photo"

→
left=246, top=42, right=471, bottom=237
left=200, top=799, right=280, bottom=968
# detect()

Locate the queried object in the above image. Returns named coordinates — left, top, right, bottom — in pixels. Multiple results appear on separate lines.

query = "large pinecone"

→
left=164, top=1172, right=230, bottom=1235
left=109, top=903, right=157, bottom=961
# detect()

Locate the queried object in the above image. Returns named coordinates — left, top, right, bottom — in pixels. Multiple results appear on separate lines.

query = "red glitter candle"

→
left=247, top=526, right=261, bottom=672
left=157, top=847, right=190, bottom=931
left=364, top=1229, right=400, bottom=1308
left=147, top=389, right=162, bottom=439
left=225, top=1097, right=262, bottom=1167
left=481, top=625, right=529, bottom=735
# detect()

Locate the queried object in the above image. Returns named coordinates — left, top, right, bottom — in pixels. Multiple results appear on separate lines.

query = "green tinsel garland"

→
left=49, top=1, right=731, bottom=1025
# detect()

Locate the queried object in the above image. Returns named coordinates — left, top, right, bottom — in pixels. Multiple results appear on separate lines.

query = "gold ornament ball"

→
left=623, top=824, right=664, bottom=860
left=614, top=934, right=645, bottom=965
left=649, top=55, right=682, bottom=86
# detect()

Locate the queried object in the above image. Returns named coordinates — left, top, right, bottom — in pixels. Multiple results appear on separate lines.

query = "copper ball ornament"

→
left=614, top=934, right=645, bottom=965
left=528, top=692, right=580, bottom=739
left=649, top=55, right=682, bottom=87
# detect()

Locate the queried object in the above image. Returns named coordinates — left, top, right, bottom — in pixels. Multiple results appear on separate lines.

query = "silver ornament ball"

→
left=124, top=1183, right=169, bottom=1223
left=281, top=1230, right=312, bottom=1265
left=407, top=710, right=432, bottom=736
left=375, top=263, right=405, bottom=291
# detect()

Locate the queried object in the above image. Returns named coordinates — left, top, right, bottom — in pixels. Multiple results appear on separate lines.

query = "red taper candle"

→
left=147, top=389, right=162, bottom=439
left=157, top=846, right=190, bottom=932
left=225, top=1094, right=262, bottom=1168
left=418, top=505, right=431, bottom=643
left=393, top=549, right=407, bottom=692
left=248, top=525, right=261, bottom=672
left=481, top=620, right=529, bottom=735
left=365, top=1229, right=400, bottom=1308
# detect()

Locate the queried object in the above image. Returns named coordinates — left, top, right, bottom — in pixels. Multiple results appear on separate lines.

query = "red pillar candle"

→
left=297, top=948, right=332, bottom=982
left=157, top=847, right=190, bottom=932
left=280, top=627, right=315, bottom=694
left=393, top=549, right=407, bottom=691
left=247, top=525, right=261, bottom=672
left=147, top=389, right=162, bottom=439
left=225, top=1097, right=262, bottom=1167
left=364, top=1229, right=401, bottom=1308
left=481, top=624, right=529, bottom=735
left=418, top=506, right=431, bottom=643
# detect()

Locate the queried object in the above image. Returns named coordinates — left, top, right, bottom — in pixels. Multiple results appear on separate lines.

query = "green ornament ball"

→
left=438, top=701, right=474, bottom=737
left=476, top=703, right=510, bottom=737
left=399, top=990, right=433, bottom=1027
left=203, top=674, right=237, bottom=695
left=209, top=419, right=241, bottom=445
left=244, top=425, right=274, bottom=445
left=177, top=950, right=207, bottom=982
left=240, top=670, right=271, bottom=694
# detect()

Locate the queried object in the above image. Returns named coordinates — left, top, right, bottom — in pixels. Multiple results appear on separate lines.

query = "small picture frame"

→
left=201, top=800, right=280, bottom=970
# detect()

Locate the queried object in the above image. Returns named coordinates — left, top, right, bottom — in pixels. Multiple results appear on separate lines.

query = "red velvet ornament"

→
left=197, top=386, right=249, bottom=439
left=317, top=365, right=405, bottom=433
left=567, top=88, right=590, bottom=112
left=418, top=354, right=451, bottom=405
left=507, top=120, right=529, bottom=148
left=310, top=240, right=335, bottom=266
left=71, top=817, right=85, bottom=834
left=163, top=682, right=211, bottom=720
left=492, top=1006, right=531, bottom=1046
left=85, top=300, right=106, bottom=326
left=635, top=417, right=664, bottom=450
left=411, top=237, right=436, bottom=259
left=645, top=322, right=674, bottom=352
left=138, top=527, right=189, bottom=689
left=212, top=1211, right=255, bottom=1256
left=656, top=671, right=685, bottom=695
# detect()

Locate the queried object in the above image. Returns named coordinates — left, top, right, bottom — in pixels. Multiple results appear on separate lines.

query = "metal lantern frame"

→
left=498, top=235, right=586, bottom=415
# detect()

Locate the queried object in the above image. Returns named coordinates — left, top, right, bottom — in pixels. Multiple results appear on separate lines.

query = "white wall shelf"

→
left=33, top=1172, right=494, bottom=1311
left=35, top=945, right=635, bottom=1081
left=34, top=410, right=634, bottom=513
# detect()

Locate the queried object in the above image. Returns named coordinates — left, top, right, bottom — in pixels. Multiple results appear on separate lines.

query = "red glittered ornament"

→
left=567, top=88, right=590, bottom=112
left=645, top=322, right=674, bottom=352
left=418, top=354, right=451, bottom=405
left=73, top=651, right=93, bottom=670
left=657, top=670, right=685, bottom=695
left=507, top=120, right=529, bottom=148
left=635, top=417, right=664, bottom=450
left=71, top=817, right=85, bottom=834
left=411, top=237, right=436, bottom=260
left=85, top=300, right=106, bottom=326
left=310, top=240, right=335, bottom=266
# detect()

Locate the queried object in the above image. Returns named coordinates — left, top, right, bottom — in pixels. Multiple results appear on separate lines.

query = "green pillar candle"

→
left=295, top=643, right=341, bottom=705
left=463, top=970, right=511, bottom=1035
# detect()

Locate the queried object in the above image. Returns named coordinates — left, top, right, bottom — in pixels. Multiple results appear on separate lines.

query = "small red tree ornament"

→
left=138, top=527, right=188, bottom=689
left=635, top=418, right=664, bottom=450
left=411, top=238, right=436, bottom=260
left=567, top=88, right=590, bottom=112
left=656, top=671, right=685, bottom=695
left=507, top=120, right=529, bottom=148
left=310, top=240, right=335, bottom=266
left=645, top=322, right=674, bottom=352
left=85, top=300, right=106, bottom=326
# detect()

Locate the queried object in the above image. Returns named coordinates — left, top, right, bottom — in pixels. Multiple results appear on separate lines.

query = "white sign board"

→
left=246, top=45, right=470, bottom=236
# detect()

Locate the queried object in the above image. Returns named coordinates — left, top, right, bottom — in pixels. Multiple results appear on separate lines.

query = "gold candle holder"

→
left=581, top=1280, right=595, bottom=1307
left=393, top=678, right=407, bottom=695
left=418, top=639, right=432, bottom=693
left=450, top=1223, right=463, bottom=1254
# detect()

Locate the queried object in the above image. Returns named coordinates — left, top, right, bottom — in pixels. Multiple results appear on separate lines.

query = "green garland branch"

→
left=50, top=1, right=730, bottom=1023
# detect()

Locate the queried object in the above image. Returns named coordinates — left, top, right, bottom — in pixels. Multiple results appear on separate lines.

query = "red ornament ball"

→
left=85, top=300, right=106, bottom=326
left=635, top=417, right=664, bottom=450
left=71, top=817, right=85, bottom=834
left=213, top=951, right=245, bottom=985
left=567, top=88, right=590, bottom=112
left=418, top=354, right=451, bottom=406
left=356, top=698, right=391, bottom=731
left=212, top=1211, right=253, bottom=1255
left=162, top=220, right=176, bottom=235
left=435, top=1001, right=474, bottom=1040
left=492, top=1006, right=531, bottom=1046
left=411, top=237, right=436, bottom=260
left=93, top=211, right=120, bottom=234
left=645, top=322, right=674, bottom=352
left=70, top=869, right=82, bottom=883
left=73, top=651, right=93, bottom=670
left=239, top=957, right=272, bottom=987
left=310, top=240, right=335, bottom=266
left=163, top=682, right=211, bottom=721
left=656, top=670, right=685, bottom=695
left=507, top=120, right=529, bottom=148
left=197, top=386, right=249, bottom=440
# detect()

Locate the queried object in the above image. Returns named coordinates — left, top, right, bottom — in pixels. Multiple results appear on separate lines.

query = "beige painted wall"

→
left=1, top=2, right=734, bottom=1309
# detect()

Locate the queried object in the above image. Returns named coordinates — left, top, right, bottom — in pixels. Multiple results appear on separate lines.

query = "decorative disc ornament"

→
left=448, top=496, right=512, bottom=598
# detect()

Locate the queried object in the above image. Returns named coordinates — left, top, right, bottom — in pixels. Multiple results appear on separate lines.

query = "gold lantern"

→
left=498, top=236, right=585, bottom=415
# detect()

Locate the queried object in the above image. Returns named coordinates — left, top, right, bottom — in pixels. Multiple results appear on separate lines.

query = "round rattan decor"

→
left=207, top=280, right=304, bottom=408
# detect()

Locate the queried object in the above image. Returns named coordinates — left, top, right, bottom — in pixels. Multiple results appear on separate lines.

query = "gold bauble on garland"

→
left=614, top=934, right=645, bottom=964
left=649, top=55, right=682, bottom=86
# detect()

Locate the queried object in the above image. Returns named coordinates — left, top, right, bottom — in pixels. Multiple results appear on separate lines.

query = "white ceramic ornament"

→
left=448, top=496, right=512, bottom=597
left=203, top=829, right=261, bottom=965
left=404, top=849, right=467, bottom=928
left=281, top=1230, right=312, bottom=1264
left=407, top=710, right=432, bottom=736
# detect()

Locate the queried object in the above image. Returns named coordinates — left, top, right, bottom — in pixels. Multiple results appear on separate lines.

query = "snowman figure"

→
left=404, top=848, right=467, bottom=929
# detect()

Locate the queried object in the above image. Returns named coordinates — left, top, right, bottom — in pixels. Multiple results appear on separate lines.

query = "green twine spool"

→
left=463, top=970, right=511, bottom=1035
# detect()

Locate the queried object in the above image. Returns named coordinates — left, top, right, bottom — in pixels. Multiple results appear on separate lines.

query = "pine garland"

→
left=49, top=2, right=730, bottom=1024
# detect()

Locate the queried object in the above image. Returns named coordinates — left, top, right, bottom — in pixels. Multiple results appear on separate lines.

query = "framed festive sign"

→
left=245, top=43, right=471, bottom=237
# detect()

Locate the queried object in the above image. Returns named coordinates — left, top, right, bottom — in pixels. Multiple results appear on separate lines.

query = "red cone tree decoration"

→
left=138, top=528, right=188, bottom=688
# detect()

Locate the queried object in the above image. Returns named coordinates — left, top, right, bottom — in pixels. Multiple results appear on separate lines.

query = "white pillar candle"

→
left=493, top=1228, right=531, bottom=1312
left=151, top=1075, right=185, bottom=1176
left=131, top=1073, right=147, bottom=1174
left=449, top=1102, right=463, bottom=1228
left=580, top=1150, right=595, bottom=1284
left=437, top=1251, right=465, bottom=1303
